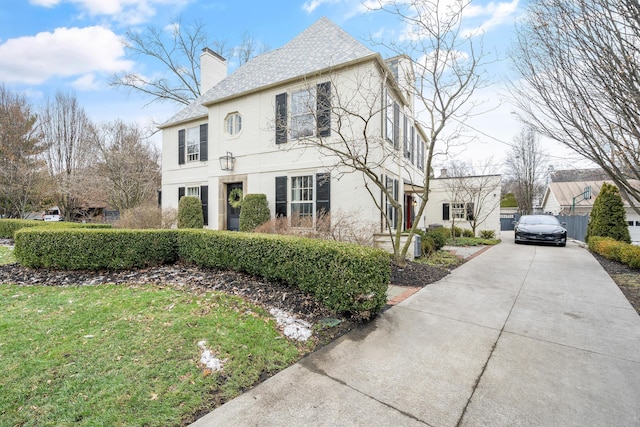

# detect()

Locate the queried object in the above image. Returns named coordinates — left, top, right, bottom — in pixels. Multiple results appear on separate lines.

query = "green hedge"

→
left=178, top=230, right=390, bottom=317
left=0, top=219, right=111, bottom=239
left=588, top=236, right=640, bottom=269
left=11, top=226, right=390, bottom=318
left=14, top=228, right=178, bottom=270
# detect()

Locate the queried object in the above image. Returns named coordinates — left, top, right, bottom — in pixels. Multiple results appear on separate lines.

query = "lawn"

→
left=0, top=283, right=302, bottom=426
left=0, top=245, right=15, bottom=265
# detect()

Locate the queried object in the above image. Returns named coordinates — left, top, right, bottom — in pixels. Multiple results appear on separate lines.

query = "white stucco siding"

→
left=422, top=176, right=502, bottom=237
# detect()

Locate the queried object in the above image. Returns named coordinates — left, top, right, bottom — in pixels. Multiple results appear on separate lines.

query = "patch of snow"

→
left=269, top=308, right=313, bottom=341
left=197, top=340, right=224, bottom=371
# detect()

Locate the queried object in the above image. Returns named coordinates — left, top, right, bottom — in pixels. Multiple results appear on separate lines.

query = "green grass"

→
left=0, top=245, right=16, bottom=265
left=447, top=237, right=501, bottom=246
left=0, top=284, right=301, bottom=426
left=416, top=250, right=463, bottom=269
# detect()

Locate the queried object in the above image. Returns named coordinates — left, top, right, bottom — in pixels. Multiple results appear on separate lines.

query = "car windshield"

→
left=519, top=215, right=560, bottom=226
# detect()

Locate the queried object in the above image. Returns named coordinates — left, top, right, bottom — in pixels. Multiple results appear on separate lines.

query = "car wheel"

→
left=559, top=241, right=566, bottom=247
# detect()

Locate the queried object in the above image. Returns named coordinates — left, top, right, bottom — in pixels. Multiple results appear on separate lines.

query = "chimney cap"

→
left=201, top=47, right=226, bottom=62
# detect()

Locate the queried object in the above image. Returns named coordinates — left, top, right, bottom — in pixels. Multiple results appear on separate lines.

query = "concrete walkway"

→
left=191, top=234, right=640, bottom=426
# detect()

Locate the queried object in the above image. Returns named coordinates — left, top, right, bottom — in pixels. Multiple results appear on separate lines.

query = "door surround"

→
left=218, top=174, right=248, bottom=230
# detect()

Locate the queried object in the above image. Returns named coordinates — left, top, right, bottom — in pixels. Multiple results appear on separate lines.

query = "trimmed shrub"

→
left=619, top=244, right=640, bottom=269
left=239, top=194, right=271, bottom=232
left=480, top=230, right=496, bottom=239
left=586, top=183, right=631, bottom=243
left=177, top=230, right=390, bottom=318
left=422, top=229, right=447, bottom=252
left=429, top=226, right=451, bottom=240
left=0, top=219, right=41, bottom=238
left=177, top=196, right=203, bottom=229
left=0, top=219, right=111, bottom=239
left=462, top=229, right=474, bottom=238
left=14, top=228, right=178, bottom=270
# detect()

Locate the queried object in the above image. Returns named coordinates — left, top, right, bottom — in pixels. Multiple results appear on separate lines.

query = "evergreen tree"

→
left=177, top=196, right=204, bottom=229
left=586, top=183, right=630, bottom=243
left=239, top=194, right=270, bottom=232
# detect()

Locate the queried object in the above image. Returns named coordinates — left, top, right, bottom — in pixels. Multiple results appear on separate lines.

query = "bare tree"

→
left=504, top=128, right=548, bottom=215
left=511, top=0, right=640, bottom=213
left=110, top=18, right=266, bottom=106
left=94, top=120, right=161, bottom=211
left=40, top=91, right=97, bottom=220
left=442, top=161, right=501, bottom=236
left=0, top=85, right=49, bottom=218
left=294, top=0, right=489, bottom=265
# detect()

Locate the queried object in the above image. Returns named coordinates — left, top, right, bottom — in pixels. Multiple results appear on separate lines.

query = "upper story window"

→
left=384, top=87, right=399, bottom=150
left=178, top=123, right=208, bottom=165
left=275, top=82, right=331, bottom=144
left=225, top=113, right=242, bottom=136
left=291, top=89, right=315, bottom=139
left=186, top=126, right=200, bottom=162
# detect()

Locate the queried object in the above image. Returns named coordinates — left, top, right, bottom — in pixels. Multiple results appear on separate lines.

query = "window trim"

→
left=186, top=126, right=200, bottom=162
left=225, top=112, right=242, bottom=136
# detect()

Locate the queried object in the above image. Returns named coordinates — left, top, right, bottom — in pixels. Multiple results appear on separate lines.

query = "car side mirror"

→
left=561, top=222, right=567, bottom=226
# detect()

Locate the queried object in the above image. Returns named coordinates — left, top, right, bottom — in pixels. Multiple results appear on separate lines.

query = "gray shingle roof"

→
left=161, top=17, right=376, bottom=127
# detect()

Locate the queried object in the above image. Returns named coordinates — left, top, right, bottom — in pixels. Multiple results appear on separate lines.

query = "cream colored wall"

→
left=422, top=176, right=502, bottom=237
left=161, top=60, right=425, bottom=232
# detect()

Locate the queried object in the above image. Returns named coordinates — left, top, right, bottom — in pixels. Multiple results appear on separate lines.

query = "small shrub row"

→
left=414, top=228, right=448, bottom=257
left=588, top=236, right=640, bottom=269
left=12, top=227, right=390, bottom=317
left=14, top=229, right=178, bottom=270
left=177, top=230, right=390, bottom=317
left=0, top=219, right=111, bottom=239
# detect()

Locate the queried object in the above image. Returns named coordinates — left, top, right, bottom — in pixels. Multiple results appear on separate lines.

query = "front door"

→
left=226, top=182, right=243, bottom=231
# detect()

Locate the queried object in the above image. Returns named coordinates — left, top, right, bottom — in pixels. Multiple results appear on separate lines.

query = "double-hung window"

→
left=451, top=202, right=466, bottom=220
left=291, top=89, right=315, bottom=139
left=291, top=175, right=314, bottom=227
left=186, top=126, right=200, bottom=162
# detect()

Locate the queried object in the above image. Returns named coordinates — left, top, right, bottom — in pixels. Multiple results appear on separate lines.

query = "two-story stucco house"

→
left=160, top=17, right=428, bottom=237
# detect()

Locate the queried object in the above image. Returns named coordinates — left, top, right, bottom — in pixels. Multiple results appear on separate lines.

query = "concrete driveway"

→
left=191, top=233, right=640, bottom=426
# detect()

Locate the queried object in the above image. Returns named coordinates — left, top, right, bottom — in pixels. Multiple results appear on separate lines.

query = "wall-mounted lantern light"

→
left=219, top=152, right=235, bottom=171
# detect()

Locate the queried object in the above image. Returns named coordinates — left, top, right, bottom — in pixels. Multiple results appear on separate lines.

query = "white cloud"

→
left=302, top=0, right=345, bottom=14
left=462, top=0, right=520, bottom=36
left=0, top=26, right=133, bottom=85
left=72, top=73, right=100, bottom=90
left=30, top=0, right=188, bottom=25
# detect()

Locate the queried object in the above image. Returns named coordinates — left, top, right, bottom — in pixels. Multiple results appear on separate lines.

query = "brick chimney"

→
left=440, top=168, right=448, bottom=178
left=200, top=47, right=227, bottom=93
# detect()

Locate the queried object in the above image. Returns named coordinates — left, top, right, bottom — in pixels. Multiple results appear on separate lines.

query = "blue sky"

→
left=0, top=0, right=582, bottom=169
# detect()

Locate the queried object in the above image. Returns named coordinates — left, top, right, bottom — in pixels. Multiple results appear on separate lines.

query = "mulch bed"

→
left=592, top=253, right=640, bottom=315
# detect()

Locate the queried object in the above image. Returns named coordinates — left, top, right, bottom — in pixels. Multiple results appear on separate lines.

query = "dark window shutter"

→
left=393, top=178, right=399, bottom=225
left=316, top=82, right=331, bottom=137
left=466, top=203, right=474, bottom=221
left=178, top=187, right=185, bottom=200
left=393, top=103, right=400, bottom=150
left=442, top=203, right=450, bottom=221
left=157, top=190, right=162, bottom=207
left=201, top=185, right=209, bottom=226
left=275, top=93, right=287, bottom=144
left=275, top=176, right=287, bottom=217
left=199, top=124, right=208, bottom=161
left=316, top=173, right=330, bottom=215
left=178, top=130, right=185, bottom=165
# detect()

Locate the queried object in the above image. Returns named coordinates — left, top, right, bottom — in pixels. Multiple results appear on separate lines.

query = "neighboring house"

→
left=541, top=180, right=640, bottom=243
left=159, top=18, right=428, bottom=238
left=421, top=169, right=502, bottom=237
